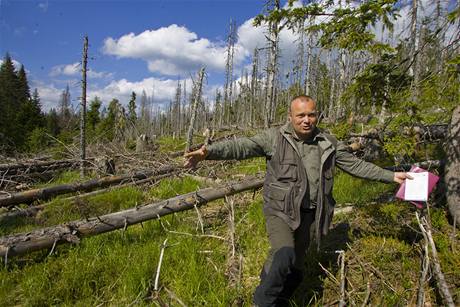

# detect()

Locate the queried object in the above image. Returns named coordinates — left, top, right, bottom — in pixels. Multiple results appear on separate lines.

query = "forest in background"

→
left=0, top=0, right=458, bottom=160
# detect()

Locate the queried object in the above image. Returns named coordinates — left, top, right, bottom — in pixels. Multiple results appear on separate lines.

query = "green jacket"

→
left=207, top=123, right=394, bottom=245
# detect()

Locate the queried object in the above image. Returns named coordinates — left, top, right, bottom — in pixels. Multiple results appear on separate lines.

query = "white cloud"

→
left=50, top=62, right=113, bottom=79
left=50, top=62, right=79, bottom=77
left=88, top=77, right=192, bottom=109
left=31, top=80, right=63, bottom=112
left=103, top=24, right=247, bottom=75
left=236, top=18, right=266, bottom=55
left=38, top=1, right=49, bottom=12
left=32, top=76, right=190, bottom=113
left=236, top=17, right=301, bottom=78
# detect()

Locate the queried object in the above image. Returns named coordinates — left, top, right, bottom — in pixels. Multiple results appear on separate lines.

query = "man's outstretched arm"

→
left=335, top=141, right=412, bottom=183
left=183, top=128, right=277, bottom=168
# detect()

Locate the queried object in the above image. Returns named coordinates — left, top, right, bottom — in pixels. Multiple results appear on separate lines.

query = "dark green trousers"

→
left=254, top=208, right=316, bottom=307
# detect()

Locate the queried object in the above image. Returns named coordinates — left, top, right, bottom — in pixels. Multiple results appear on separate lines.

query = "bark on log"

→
left=0, top=160, right=79, bottom=176
left=446, top=106, right=460, bottom=226
left=0, top=171, right=180, bottom=222
left=383, top=160, right=443, bottom=172
left=348, top=124, right=448, bottom=142
left=0, top=177, right=264, bottom=258
left=0, top=165, right=177, bottom=207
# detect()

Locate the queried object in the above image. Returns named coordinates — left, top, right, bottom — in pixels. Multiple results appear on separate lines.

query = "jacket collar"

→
left=281, top=122, right=326, bottom=143
left=280, top=122, right=334, bottom=159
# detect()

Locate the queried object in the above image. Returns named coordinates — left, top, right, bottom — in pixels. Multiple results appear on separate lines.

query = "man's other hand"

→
left=393, top=172, right=413, bottom=184
left=184, top=145, right=208, bottom=168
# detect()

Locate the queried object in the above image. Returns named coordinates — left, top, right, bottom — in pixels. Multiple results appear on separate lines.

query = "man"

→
left=184, top=95, right=410, bottom=306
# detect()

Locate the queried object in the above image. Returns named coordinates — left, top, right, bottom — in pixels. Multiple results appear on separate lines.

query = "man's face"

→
left=288, top=99, right=318, bottom=139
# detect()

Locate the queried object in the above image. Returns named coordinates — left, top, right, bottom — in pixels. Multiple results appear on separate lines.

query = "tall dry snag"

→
left=185, top=67, right=205, bottom=153
left=264, top=0, right=280, bottom=129
left=80, top=35, right=88, bottom=178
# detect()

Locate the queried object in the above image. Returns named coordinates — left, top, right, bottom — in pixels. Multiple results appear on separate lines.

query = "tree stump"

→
left=136, top=134, right=149, bottom=153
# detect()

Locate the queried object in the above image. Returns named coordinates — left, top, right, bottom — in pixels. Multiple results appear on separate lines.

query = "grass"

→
left=1, top=162, right=459, bottom=306
left=332, top=169, right=395, bottom=205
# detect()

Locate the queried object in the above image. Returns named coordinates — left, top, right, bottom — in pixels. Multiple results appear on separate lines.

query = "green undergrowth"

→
left=333, top=170, right=394, bottom=205
left=33, top=170, right=87, bottom=189
left=156, top=135, right=206, bottom=153
left=1, top=165, right=459, bottom=306
left=225, top=157, right=266, bottom=177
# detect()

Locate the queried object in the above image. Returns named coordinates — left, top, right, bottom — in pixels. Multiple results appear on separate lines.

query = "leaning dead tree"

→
left=0, top=165, right=177, bottom=207
left=0, top=177, right=264, bottom=258
left=446, top=106, right=460, bottom=226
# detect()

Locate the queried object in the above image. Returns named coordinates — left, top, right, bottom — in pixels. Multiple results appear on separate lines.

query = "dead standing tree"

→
left=80, top=35, right=88, bottom=178
left=223, top=19, right=237, bottom=126
left=185, top=67, right=205, bottom=153
left=264, top=0, right=280, bottom=129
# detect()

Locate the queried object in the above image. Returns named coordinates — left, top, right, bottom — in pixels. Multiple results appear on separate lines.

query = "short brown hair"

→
left=289, top=95, right=316, bottom=113
left=291, top=95, right=315, bottom=103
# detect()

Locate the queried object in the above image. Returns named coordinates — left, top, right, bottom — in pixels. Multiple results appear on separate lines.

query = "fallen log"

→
left=0, top=171, right=180, bottom=222
left=0, top=177, right=264, bottom=258
left=348, top=124, right=448, bottom=142
left=383, top=160, right=443, bottom=172
left=0, top=159, right=80, bottom=176
left=1, top=171, right=56, bottom=191
left=0, top=165, right=177, bottom=208
left=416, top=212, right=455, bottom=307
left=445, top=106, right=460, bottom=227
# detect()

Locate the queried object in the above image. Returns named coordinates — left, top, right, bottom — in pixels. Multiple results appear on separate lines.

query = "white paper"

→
left=404, top=172, right=429, bottom=201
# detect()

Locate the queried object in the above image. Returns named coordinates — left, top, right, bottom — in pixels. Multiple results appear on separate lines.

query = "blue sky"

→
left=1, top=0, right=457, bottom=112
left=1, top=0, right=272, bottom=111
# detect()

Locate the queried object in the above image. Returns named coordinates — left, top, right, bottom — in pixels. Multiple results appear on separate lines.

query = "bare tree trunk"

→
left=264, top=0, right=280, bottom=129
left=0, top=159, right=79, bottom=175
left=250, top=48, right=259, bottom=127
left=80, top=36, right=88, bottom=178
left=185, top=67, right=205, bottom=153
left=327, top=51, right=336, bottom=119
left=416, top=212, right=455, bottom=307
left=304, top=28, right=314, bottom=95
left=410, top=0, right=420, bottom=101
left=224, top=19, right=236, bottom=126
left=446, top=106, right=460, bottom=226
left=0, top=165, right=176, bottom=207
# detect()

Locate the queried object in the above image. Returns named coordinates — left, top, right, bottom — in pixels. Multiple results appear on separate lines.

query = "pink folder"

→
left=395, top=166, right=439, bottom=208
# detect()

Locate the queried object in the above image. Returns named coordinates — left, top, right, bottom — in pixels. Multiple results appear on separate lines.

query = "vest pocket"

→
left=277, top=161, right=298, bottom=182
left=267, top=183, right=288, bottom=211
left=266, top=183, right=295, bottom=218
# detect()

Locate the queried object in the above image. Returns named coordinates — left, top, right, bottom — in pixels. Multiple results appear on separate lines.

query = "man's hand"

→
left=393, top=172, right=413, bottom=184
left=184, top=145, right=208, bottom=168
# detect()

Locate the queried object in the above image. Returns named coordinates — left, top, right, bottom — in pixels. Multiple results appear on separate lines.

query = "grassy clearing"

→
left=1, top=162, right=459, bottom=306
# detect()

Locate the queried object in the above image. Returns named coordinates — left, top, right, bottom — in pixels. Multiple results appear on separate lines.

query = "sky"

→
left=0, top=0, right=457, bottom=112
